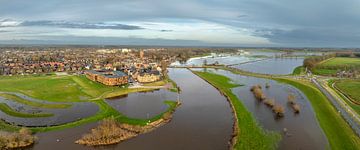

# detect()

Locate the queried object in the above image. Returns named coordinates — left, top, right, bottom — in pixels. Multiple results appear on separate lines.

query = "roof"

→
left=86, top=70, right=127, bottom=78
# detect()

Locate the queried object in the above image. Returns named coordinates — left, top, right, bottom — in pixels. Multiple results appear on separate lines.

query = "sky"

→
left=0, top=0, right=359, bottom=47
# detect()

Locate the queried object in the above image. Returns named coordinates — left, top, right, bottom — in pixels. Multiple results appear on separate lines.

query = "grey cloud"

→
left=1, top=0, right=360, bottom=47
left=19, top=20, right=143, bottom=30
left=160, top=29, right=173, bottom=32
left=257, top=28, right=360, bottom=47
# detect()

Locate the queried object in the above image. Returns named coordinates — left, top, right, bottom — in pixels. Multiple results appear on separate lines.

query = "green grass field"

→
left=275, top=78, right=360, bottom=150
left=0, top=75, right=91, bottom=102
left=193, top=71, right=281, bottom=150
left=292, top=66, right=305, bottom=75
left=320, top=57, right=360, bottom=67
left=328, top=80, right=360, bottom=115
left=0, top=74, right=170, bottom=132
left=0, top=103, right=53, bottom=118
left=314, top=57, right=360, bottom=75
left=334, top=80, right=360, bottom=103
left=0, top=75, right=152, bottom=102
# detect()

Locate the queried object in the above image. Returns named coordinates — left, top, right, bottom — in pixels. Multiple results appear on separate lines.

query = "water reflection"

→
left=199, top=68, right=328, bottom=149
left=233, top=58, right=304, bottom=75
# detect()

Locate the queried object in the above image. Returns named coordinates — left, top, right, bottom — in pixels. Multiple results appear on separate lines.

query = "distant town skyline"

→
left=0, top=0, right=359, bottom=47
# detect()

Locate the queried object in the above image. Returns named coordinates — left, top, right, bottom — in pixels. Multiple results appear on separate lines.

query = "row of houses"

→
left=85, top=69, right=162, bottom=86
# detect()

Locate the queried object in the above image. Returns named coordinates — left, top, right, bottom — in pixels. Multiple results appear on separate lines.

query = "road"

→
left=312, top=78, right=360, bottom=136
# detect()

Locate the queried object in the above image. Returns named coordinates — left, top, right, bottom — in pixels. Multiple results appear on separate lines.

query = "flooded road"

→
left=32, top=68, right=234, bottom=150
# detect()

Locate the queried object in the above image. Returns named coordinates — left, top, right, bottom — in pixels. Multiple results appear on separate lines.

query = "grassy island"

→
left=193, top=71, right=281, bottom=150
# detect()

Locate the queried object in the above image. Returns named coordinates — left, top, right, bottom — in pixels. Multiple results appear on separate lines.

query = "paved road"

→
left=312, top=78, right=360, bottom=136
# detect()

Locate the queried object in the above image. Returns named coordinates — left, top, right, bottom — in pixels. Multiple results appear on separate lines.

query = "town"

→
left=0, top=47, right=180, bottom=84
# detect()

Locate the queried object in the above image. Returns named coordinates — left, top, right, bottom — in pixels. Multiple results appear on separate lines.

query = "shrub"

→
left=292, top=104, right=301, bottom=113
left=76, top=117, right=137, bottom=146
left=264, top=98, right=275, bottom=107
left=250, top=85, right=262, bottom=91
left=0, top=128, right=35, bottom=149
left=265, top=83, right=270, bottom=89
left=273, top=104, right=285, bottom=117
left=251, top=85, right=266, bottom=100
left=287, top=93, right=296, bottom=104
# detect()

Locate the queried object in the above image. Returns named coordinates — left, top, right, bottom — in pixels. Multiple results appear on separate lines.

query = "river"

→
left=31, top=68, right=234, bottom=150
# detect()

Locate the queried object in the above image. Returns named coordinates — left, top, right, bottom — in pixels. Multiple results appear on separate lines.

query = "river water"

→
left=32, top=68, right=234, bottom=150
left=233, top=58, right=304, bottom=75
left=20, top=67, right=328, bottom=149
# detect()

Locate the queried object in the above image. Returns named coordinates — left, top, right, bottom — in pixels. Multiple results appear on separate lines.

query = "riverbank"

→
left=192, top=71, right=281, bottom=150
left=221, top=66, right=360, bottom=149
left=193, top=65, right=360, bottom=149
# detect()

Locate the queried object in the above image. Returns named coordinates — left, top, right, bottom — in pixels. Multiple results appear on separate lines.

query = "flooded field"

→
left=233, top=58, right=304, bottom=75
left=31, top=68, right=234, bottom=150
left=4, top=66, right=328, bottom=150
left=0, top=92, right=98, bottom=126
left=200, top=68, right=328, bottom=149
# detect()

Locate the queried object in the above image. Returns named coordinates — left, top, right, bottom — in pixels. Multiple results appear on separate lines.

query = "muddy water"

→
left=31, top=68, right=234, bottom=150
left=199, top=68, right=329, bottom=149
left=233, top=58, right=304, bottom=75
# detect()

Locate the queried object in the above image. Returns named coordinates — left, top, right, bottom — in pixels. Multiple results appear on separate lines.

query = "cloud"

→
left=0, top=0, right=360, bottom=47
left=160, top=29, right=173, bottom=32
left=0, top=19, right=143, bottom=30
left=0, top=19, right=21, bottom=27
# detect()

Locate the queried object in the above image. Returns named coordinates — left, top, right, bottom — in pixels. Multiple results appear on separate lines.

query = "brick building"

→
left=85, top=70, right=128, bottom=86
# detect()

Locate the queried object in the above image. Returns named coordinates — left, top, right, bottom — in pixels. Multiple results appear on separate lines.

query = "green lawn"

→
left=335, top=80, right=360, bottom=103
left=193, top=71, right=281, bottom=150
left=328, top=80, right=360, bottom=115
left=0, top=103, right=53, bottom=118
left=312, top=68, right=338, bottom=76
left=320, top=57, right=360, bottom=67
left=275, top=78, right=360, bottom=150
left=292, top=66, right=305, bottom=75
left=0, top=75, right=154, bottom=102
left=314, top=57, right=360, bottom=75
left=0, top=76, right=91, bottom=102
